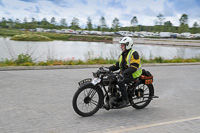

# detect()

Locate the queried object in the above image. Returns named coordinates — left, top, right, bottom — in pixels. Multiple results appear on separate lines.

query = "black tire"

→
left=130, top=80, right=154, bottom=109
left=72, top=85, right=103, bottom=117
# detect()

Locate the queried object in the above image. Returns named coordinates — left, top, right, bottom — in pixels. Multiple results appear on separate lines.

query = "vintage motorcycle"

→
left=72, top=67, right=158, bottom=117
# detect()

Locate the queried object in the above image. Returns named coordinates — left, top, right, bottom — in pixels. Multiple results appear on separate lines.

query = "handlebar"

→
left=93, top=67, right=120, bottom=78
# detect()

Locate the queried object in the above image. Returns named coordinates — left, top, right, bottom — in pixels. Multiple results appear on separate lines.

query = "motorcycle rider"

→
left=109, top=37, right=142, bottom=107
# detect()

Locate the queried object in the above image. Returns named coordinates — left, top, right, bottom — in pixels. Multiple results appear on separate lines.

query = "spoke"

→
left=83, top=89, right=87, bottom=97
left=80, top=103, right=84, bottom=111
left=144, top=86, right=148, bottom=92
left=84, top=103, right=89, bottom=112
left=82, top=88, right=95, bottom=98
left=78, top=96, right=84, bottom=101
left=85, top=89, right=89, bottom=96
left=88, top=103, right=94, bottom=110
left=87, top=103, right=91, bottom=112
left=77, top=102, right=83, bottom=107
left=132, top=97, right=139, bottom=100
left=142, top=84, right=144, bottom=90
left=90, top=99, right=98, bottom=106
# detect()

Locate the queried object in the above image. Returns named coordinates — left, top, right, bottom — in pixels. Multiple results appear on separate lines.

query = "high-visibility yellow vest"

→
left=119, top=49, right=142, bottom=79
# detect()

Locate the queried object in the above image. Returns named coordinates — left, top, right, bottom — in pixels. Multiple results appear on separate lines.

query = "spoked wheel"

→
left=72, top=85, right=103, bottom=117
left=130, top=81, right=154, bottom=109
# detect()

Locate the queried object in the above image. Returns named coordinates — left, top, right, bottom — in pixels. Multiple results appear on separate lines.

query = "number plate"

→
left=78, top=78, right=92, bottom=86
left=92, top=78, right=101, bottom=85
left=145, top=79, right=153, bottom=85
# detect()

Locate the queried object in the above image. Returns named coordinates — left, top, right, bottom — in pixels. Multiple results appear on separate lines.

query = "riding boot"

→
left=117, top=80, right=129, bottom=107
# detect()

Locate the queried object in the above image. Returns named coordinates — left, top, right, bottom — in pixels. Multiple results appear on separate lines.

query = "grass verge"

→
left=0, top=54, right=200, bottom=67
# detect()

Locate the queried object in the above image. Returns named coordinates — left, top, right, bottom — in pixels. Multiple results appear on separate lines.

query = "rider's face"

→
left=121, top=44, right=126, bottom=51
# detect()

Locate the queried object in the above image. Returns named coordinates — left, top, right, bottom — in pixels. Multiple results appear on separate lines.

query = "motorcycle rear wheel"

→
left=130, top=81, right=154, bottom=109
left=72, top=85, right=103, bottom=117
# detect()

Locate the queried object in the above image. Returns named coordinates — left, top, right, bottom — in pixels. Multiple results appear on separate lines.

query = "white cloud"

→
left=0, top=0, right=199, bottom=27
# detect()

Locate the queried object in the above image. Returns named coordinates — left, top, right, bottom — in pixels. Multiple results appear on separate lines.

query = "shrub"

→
left=20, top=62, right=34, bottom=66
left=53, top=61, right=64, bottom=65
left=11, top=34, right=52, bottom=41
left=141, top=57, right=149, bottom=63
left=37, top=61, right=49, bottom=66
left=3, top=59, right=16, bottom=66
left=154, top=56, right=163, bottom=63
left=15, top=54, right=33, bottom=65
left=75, top=60, right=85, bottom=65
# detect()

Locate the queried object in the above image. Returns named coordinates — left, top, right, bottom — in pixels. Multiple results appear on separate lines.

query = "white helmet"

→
left=119, top=37, right=133, bottom=50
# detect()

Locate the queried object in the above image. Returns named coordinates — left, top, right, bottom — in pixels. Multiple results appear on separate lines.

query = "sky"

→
left=0, top=0, right=200, bottom=28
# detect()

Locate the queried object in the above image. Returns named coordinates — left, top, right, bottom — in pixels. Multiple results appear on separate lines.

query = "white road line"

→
left=104, top=116, right=200, bottom=133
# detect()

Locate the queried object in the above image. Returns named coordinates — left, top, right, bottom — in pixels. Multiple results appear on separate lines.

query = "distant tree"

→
left=23, top=17, right=27, bottom=23
left=99, top=16, right=107, bottom=32
left=50, top=17, right=56, bottom=25
left=41, top=18, right=50, bottom=28
left=178, top=23, right=189, bottom=33
left=32, top=18, right=36, bottom=22
left=131, top=16, right=138, bottom=26
left=70, top=17, right=79, bottom=30
left=7, top=18, right=14, bottom=28
left=112, top=17, right=120, bottom=32
left=86, top=17, right=93, bottom=31
left=178, top=14, right=189, bottom=33
left=135, top=25, right=142, bottom=31
left=109, top=27, right=114, bottom=32
left=15, top=18, right=21, bottom=23
left=25, top=17, right=38, bottom=29
left=96, top=25, right=101, bottom=31
left=155, top=13, right=165, bottom=25
left=179, top=14, right=188, bottom=25
left=1, top=17, right=6, bottom=22
left=153, top=13, right=165, bottom=32
left=191, top=22, right=199, bottom=33
left=14, top=18, right=22, bottom=29
left=41, top=18, right=48, bottom=23
left=8, top=18, right=13, bottom=22
left=153, top=25, right=162, bottom=32
left=163, top=21, right=173, bottom=32
left=60, top=18, right=67, bottom=27
left=22, top=17, right=28, bottom=29
left=93, top=24, right=97, bottom=30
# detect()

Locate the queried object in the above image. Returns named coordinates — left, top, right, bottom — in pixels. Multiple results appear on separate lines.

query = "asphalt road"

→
left=0, top=65, right=200, bottom=133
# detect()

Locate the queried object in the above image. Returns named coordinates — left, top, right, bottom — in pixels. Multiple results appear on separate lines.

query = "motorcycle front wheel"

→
left=130, top=80, right=154, bottom=109
left=72, top=85, right=103, bottom=117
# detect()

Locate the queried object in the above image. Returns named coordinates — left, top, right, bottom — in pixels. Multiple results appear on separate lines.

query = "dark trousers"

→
left=117, top=75, right=134, bottom=101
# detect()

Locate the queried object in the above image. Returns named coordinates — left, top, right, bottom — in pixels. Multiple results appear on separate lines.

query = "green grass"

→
left=0, top=28, right=112, bottom=42
left=0, top=54, right=200, bottom=67
left=0, top=28, right=24, bottom=36
left=11, top=34, right=52, bottom=41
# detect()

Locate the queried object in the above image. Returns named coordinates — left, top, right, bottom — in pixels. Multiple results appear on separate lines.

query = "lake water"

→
left=0, top=37, right=200, bottom=62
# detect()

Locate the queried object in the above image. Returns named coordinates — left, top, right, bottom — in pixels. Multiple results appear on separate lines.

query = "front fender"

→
left=79, top=82, right=95, bottom=89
